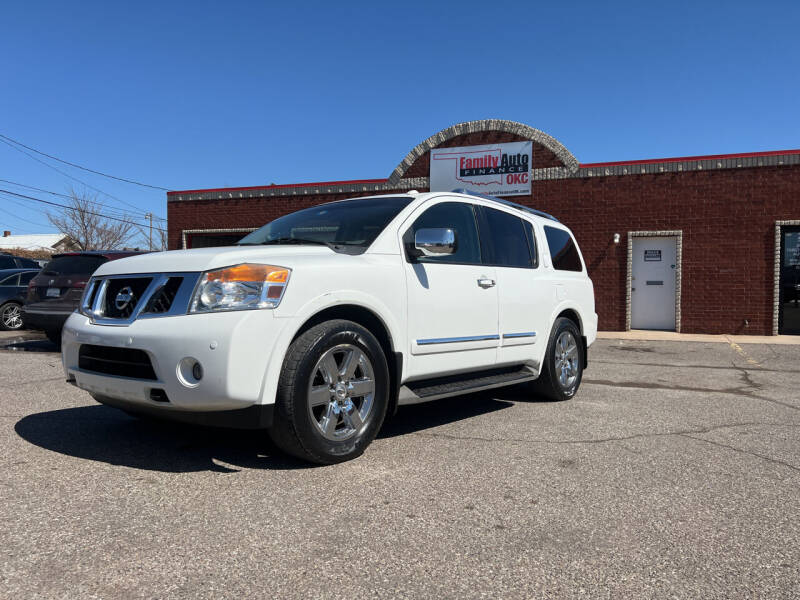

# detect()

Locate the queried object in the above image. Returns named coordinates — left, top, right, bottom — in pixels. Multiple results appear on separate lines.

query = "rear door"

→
left=477, top=206, right=550, bottom=367
left=402, top=199, right=499, bottom=380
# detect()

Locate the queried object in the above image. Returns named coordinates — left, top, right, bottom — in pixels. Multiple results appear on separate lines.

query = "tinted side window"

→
left=544, top=226, right=583, bottom=272
left=14, top=256, right=39, bottom=268
left=0, top=256, right=16, bottom=269
left=478, top=207, right=533, bottom=268
left=407, top=202, right=480, bottom=264
left=0, top=274, right=20, bottom=286
left=42, top=255, right=107, bottom=276
left=20, top=272, right=37, bottom=285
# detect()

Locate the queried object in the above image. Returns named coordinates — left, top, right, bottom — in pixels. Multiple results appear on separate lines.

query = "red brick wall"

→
left=526, top=166, right=800, bottom=334
left=168, top=155, right=800, bottom=335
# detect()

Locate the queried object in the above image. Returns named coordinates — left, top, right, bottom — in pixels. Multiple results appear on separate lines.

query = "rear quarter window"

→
left=544, top=226, right=583, bottom=272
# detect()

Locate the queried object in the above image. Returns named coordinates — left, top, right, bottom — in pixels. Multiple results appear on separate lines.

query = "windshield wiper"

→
left=237, top=237, right=365, bottom=251
left=260, top=237, right=330, bottom=246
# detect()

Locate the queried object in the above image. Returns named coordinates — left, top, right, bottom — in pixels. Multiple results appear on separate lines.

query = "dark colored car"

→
left=0, top=253, right=41, bottom=269
left=24, top=251, right=144, bottom=343
left=0, top=269, right=40, bottom=331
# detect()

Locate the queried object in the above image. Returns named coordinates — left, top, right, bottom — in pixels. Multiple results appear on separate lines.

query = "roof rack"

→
left=451, top=188, right=560, bottom=222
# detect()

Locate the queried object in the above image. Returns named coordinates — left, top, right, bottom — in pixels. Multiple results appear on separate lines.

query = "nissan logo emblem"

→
left=115, top=286, right=135, bottom=311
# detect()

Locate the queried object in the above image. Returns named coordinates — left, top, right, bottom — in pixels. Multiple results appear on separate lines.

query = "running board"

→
left=398, top=365, right=537, bottom=405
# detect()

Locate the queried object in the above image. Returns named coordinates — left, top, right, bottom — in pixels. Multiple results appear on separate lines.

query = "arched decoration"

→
left=387, top=119, right=580, bottom=185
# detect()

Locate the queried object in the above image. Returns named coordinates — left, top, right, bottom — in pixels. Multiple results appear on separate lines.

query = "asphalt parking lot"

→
left=1, top=332, right=798, bottom=599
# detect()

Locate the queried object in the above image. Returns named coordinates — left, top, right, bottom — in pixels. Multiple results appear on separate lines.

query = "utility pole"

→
left=145, top=212, right=153, bottom=251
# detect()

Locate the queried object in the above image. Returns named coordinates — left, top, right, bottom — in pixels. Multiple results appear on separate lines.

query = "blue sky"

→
left=1, top=1, right=799, bottom=239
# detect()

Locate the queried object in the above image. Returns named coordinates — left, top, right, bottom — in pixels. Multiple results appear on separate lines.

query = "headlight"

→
left=189, top=263, right=290, bottom=313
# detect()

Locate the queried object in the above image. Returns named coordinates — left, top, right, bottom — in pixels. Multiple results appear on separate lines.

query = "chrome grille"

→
left=81, top=272, right=200, bottom=326
left=144, top=277, right=183, bottom=314
left=102, top=277, right=153, bottom=319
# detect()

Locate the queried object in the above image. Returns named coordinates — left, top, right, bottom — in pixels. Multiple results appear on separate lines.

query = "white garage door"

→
left=631, top=236, right=677, bottom=330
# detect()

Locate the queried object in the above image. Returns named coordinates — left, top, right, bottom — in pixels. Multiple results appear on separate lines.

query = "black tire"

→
left=529, top=317, right=584, bottom=402
left=269, top=319, right=389, bottom=464
left=45, top=329, right=62, bottom=347
left=0, top=302, right=24, bottom=331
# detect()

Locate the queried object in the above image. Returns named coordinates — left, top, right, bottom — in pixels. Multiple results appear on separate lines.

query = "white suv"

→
left=62, top=191, right=597, bottom=463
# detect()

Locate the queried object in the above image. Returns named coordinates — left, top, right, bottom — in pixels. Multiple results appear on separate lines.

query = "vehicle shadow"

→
left=379, top=392, right=515, bottom=438
left=14, top=405, right=309, bottom=474
left=15, top=392, right=517, bottom=472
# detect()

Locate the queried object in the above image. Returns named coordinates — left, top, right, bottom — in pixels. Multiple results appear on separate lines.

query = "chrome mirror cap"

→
left=415, top=228, right=456, bottom=256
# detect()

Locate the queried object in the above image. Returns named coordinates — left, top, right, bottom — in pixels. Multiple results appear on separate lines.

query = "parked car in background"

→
left=0, top=269, right=40, bottom=331
left=0, top=252, right=41, bottom=270
left=24, top=251, right=144, bottom=344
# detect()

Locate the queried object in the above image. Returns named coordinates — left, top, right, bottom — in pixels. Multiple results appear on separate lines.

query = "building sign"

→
left=430, top=141, right=532, bottom=197
left=644, top=249, right=662, bottom=262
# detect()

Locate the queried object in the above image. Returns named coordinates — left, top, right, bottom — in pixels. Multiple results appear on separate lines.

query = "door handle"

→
left=477, top=277, right=496, bottom=288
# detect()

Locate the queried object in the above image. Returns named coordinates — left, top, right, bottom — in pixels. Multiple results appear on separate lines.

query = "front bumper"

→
left=62, top=309, right=290, bottom=417
left=90, top=394, right=274, bottom=429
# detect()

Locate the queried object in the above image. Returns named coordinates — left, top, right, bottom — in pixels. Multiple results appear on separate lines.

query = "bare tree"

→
left=47, top=188, right=135, bottom=250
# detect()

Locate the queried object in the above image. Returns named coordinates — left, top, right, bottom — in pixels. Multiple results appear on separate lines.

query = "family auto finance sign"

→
left=430, top=141, right=532, bottom=197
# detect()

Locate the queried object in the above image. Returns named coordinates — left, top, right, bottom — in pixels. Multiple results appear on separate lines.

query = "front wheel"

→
left=269, top=319, right=389, bottom=464
left=529, top=317, right=584, bottom=401
left=0, top=302, right=23, bottom=331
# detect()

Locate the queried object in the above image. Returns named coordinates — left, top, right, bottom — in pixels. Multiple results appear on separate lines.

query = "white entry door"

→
left=631, top=236, right=677, bottom=330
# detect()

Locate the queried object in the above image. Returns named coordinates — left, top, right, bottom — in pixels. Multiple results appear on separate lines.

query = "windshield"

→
left=238, top=196, right=413, bottom=251
left=42, top=255, right=107, bottom=276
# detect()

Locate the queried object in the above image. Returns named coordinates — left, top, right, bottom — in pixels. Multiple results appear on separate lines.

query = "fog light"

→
left=177, top=357, right=203, bottom=387
left=192, top=362, right=203, bottom=381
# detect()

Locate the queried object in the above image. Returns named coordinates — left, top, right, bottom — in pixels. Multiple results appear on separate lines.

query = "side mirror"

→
left=414, top=228, right=456, bottom=257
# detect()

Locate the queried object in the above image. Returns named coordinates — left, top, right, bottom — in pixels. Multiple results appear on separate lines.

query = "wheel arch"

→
left=287, top=303, right=403, bottom=418
left=552, top=306, right=588, bottom=370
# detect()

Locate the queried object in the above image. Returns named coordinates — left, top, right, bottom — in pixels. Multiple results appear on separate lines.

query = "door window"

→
left=544, top=226, right=583, bottom=271
left=19, top=272, right=37, bottom=285
left=0, top=273, right=20, bottom=286
left=477, top=206, right=534, bottom=268
left=0, top=256, right=16, bottom=269
left=405, top=201, right=481, bottom=264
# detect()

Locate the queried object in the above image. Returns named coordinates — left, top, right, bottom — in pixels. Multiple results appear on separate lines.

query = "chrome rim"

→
left=307, top=344, right=375, bottom=441
left=1, top=304, right=22, bottom=330
left=554, top=331, right=579, bottom=389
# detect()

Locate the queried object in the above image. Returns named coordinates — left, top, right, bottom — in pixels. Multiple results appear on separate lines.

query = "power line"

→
left=0, top=177, right=167, bottom=222
left=0, top=133, right=169, bottom=190
left=0, top=137, right=166, bottom=220
left=0, top=198, right=55, bottom=229
left=0, top=188, right=168, bottom=233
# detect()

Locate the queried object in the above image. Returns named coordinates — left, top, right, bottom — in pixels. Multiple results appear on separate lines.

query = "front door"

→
left=779, top=226, right=800, bottom=335
left=631, top=236, right=678, bottom=331
left=402, top=199, right=499, bottom=380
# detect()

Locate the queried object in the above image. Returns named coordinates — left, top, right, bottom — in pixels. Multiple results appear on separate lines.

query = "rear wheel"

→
left=0, top=302, right=23, bottom=331
left=529, top=317, right=583, bottom=401
left=269, top=319, right=389, bottom=464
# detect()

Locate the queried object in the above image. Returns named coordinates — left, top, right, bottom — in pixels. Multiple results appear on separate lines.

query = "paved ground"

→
left=1, top=331, right=799, bottom=599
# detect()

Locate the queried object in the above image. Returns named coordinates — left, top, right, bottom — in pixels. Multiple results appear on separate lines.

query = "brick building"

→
left=167, top=120, right=800, bottom=336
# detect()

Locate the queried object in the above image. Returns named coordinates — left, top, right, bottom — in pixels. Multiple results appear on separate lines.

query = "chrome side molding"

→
left=416, top=334, right=500, bottom=345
